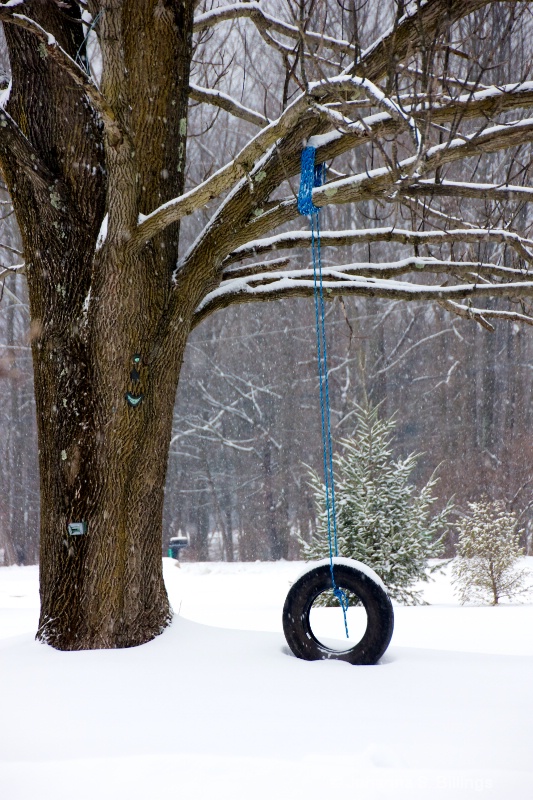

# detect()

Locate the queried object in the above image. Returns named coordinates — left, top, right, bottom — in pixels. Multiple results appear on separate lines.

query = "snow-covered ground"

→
left=1, top=559, right=533, bottom=800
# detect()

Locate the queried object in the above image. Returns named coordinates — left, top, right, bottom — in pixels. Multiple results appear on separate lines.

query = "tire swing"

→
left=282, top=147, right=394, bottom=665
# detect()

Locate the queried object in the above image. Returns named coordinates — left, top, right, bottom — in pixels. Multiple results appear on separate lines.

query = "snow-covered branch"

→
left=431, top=80, right=533, bottom=122
left=189, top=83, right=269, bottom=128
left=142, top=69, right=533, bottom=262
left=0, top=261, right=25, bottom=280
left=226, top=227, right=533, bottom=266
left=315, top=119, right=533, bottom=210
left=222, top=256, right=291, bottom=280
left=405, top=180, right=533, bottom=204
left=238, top=116, right=533, bottom=248
left=222, top=256, right=530, bottom=284
left=438, top=300, right=533, bottom=331
left=208, top=82, right=533, bottom=261
left=193, top=2, right=356, bottom=58
left=309, top=75, right=421, bottom=154
left=307, top=81, right=533, bottom=169
left=193, top=265, right=533, bottom=328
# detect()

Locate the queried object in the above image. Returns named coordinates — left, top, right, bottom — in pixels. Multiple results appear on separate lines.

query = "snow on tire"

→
left=282, top=558, right=394, bottom=665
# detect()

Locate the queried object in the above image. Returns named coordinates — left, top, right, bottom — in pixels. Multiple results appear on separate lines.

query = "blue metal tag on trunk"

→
left=68, top=521, right=87, bottom=536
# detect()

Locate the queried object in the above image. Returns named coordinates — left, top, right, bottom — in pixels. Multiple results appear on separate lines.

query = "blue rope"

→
left=299, top=146, right=349, bottom=638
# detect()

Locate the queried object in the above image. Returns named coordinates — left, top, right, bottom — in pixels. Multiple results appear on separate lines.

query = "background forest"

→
left=2, top=1, right=533, bottom=566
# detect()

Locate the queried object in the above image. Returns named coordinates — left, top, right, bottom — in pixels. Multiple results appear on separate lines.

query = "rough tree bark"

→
left=1, top=0, right=195, bottom=649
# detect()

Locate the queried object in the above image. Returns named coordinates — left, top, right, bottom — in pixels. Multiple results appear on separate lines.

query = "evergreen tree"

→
left=452, top=500, right=529, bottom=605
left=303, top=405, right=451, bottom=604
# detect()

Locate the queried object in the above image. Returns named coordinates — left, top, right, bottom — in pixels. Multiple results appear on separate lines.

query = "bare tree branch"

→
left=0, top=240, right=23, bottom=257
left=189, top=83, right=269, bottom=127
left=225, top=227, right=533, bottom=266
left=0, top=261, right=25, bottom=279
left=193, top=266, right=533, bottom=328
left=193, top=2, right=356, bottom=58
left=438, top=299, right=533, bottom=330
left=404, top=180, right=533, bottom=204
left=358, top=0, right=529, bottom=82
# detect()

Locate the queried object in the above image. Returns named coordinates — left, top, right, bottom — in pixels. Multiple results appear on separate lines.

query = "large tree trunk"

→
left=35, top=238, right=191, bottom=648
left=0, top=0, right=196, bottom=649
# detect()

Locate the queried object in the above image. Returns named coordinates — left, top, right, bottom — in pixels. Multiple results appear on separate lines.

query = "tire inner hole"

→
left=309, top=589, right=368, bottom=651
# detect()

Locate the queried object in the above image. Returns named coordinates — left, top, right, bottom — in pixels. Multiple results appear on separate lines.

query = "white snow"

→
left=415, top=178, right=533, bottom=197
left=1, top=558, right=533, bottom=800
left=456, top=80, right=533, bottom=105
left=0, top=79, right=12, bottom=109
left=307, top=129, right=345, bottom=149
left=294, top=555, right=387, bottom=590
left=95, top=212, right=108, bottom=250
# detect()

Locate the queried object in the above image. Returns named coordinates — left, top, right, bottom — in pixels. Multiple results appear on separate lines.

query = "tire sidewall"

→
left=282, top=561, right=394, bottom=665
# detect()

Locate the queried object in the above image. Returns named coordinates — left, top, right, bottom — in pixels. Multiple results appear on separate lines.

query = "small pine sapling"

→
left=303, top=405, right=451, bottom=604
left=452, top=499, right=529, bottom=605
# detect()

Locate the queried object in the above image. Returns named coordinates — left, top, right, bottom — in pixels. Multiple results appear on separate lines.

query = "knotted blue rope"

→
left=299, top=146, right=349, bottom=638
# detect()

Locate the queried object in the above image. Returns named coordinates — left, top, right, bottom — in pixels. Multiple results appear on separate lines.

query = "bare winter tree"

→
left=2, top=0, right=533, bottom=649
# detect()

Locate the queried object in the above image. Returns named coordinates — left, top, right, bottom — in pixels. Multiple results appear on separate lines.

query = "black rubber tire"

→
left=282, top=560, right=394, bottom=665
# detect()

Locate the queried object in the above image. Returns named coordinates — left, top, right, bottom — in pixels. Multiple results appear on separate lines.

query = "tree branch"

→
left=237, top=116, right=533, bottom=248
left=144, top=75, right=533, bottom=261
left=304, top=80, right=533, bottom=168
left=0, top=240, right=23, bottom=257
left=0, top=261, right=25, bottom=280
left=193, top=2, right=356, bottom=58
left=222, top=254, right=531, bottom=282
left=438, top=300, right=533, bottom=330
left=193, top=271, right=533, bottom=328
left=222, top=256, right=291, bottom=280
left=225, top=227, right=533, bottom=266
left=356, top=0, right=527, bottom=82
left=404, top=180, right=533, bottom=204
left=194, top=79, right=533, bottom=265
left=189, top=83, right=268, bottom=128
left=320, top=119, right=533, bottom=207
